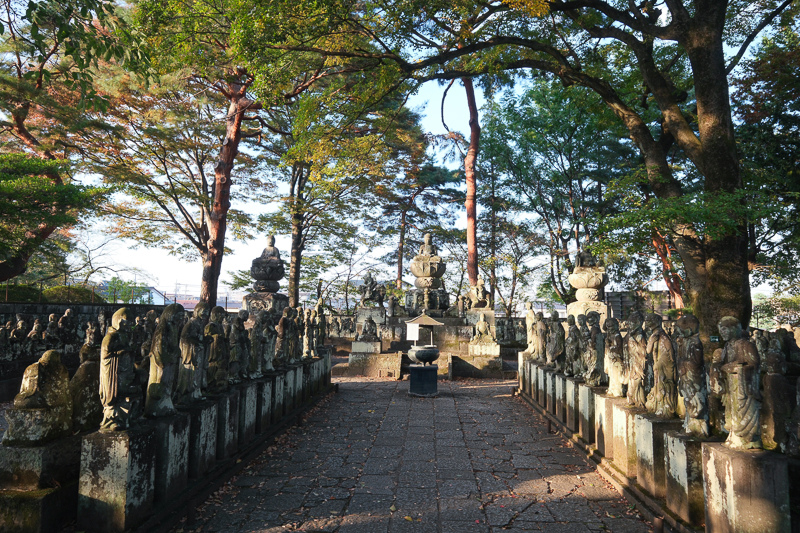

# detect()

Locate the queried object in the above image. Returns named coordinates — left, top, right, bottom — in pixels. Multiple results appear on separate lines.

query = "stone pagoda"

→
left=566, top=250, right=610, bottom=321
left=243, top=235, right=289, bottom=315
left=405, top=233, right=449, bottom=316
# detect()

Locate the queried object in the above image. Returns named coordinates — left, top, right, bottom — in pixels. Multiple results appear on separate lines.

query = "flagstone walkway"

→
left=174, top=377, right=652, bottom=533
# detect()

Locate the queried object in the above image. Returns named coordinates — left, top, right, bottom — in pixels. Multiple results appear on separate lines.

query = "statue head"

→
left=424, top=233, right=432, bottom=244
left=644, top=313, right=662, bottom=332
left=49, top=313, right=57, bottom=322
left=536, top=311, right=545, bottom=321
left=526, top=302, right=533, bottom=310
left=267, top=235, right=275, bottom=247
left=479, top=312, right=486, bottom=322
left=40, top=349, right=61, bottom=366
left=238, top=309, right=249, bottom=320
left=676, top=314, right=699, bottom=338
left=550, top=311, right=560, bottom=322
left=210, top=306, right=227, bottom=324
left=64, top=308, right=73, bottom=317
left=586, top=311, right=600, bottom=326
left=626, top=311, right=644, bottom=331
left=194, top=301, right=210, bottom=320
left=110, top=307, right=131, bottom=332
left=577, top=314, right=586, bottom=326
left=567, top=315, right=576, bottom=326
left=604, top=317, right=619, bottom=334
left=717, top=316, right=742, bottom=343
left=162, top=303, right=185, bottom=326
left=145, top=309, right=158, bottom=322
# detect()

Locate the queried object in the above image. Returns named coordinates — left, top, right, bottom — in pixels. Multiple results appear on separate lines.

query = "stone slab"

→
left=467, top=342, right=501, bottom=357
left=284, top=366, right=297, bottom=413
left=665, top=431, right=706, bottom=526
left=77, top=425, right=156, bottom=532
left=0, top=434, right=82, bottom=490
left=0, top=481, right=78, bottom=533
left=409, top=364, right=438, bottom=397
left=212, top=389, right=240, bottom=461
left=634, top=413, right=682, bottom=499
left=293, top=362, right=304, bottom=407
left=565, top=377, right=581, bottom=432
left=528, top=362, right=538, bottom=400
left=346, top=352, right=401, bottom=378
left=702, top=442, right=790, bottom=533
left=152, top=411, right=190, bottom=503
left=179, top=399, right=217, bottom=480
left=537, top=366, right=546, bottom=405
left=351, top=340, right=382, bottom=354
left=578, top=383, right=596, bottom=444
left=545, top=371, right=556, bottom=414
left=594, top=392, right=614, bottom=460
left=237, top=381, right=258, bottom=448
left=554, top=373, right=566, bottom=422
left=518, top=351, right=527, bottom=393
left=256, top=378, right=272, bottom=434
left=271, top=372, right=285, bottom=424
left=611, top=402, right=643, bottom=479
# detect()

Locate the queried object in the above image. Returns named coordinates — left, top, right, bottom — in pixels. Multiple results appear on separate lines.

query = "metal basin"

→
left=408, top=345, right=440, bottom=365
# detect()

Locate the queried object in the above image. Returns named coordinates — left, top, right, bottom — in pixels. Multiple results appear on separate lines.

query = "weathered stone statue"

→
left=359, top=316, right=380, bottom=342
left=205, top=306, right=230, bottom=394
left=583, top=311, right=605, bottom=386
left=262, top=312, right=277, bottom=371
left=535, top=312, right=549, bottom=363
left=564, top=315, right=584, bottom=377
left=293, top=306, right=305, bottom=362
left=140, top=309, right=158, bottom=360
left=718, top=316, right=762, bottom=449
left=644, top=313, right=677, bottom=417
left=470, top=313, right=495, bottom=344
left=99, top=308, right=139, bottom=431
left=229, top=309, right=250, bottom=382
left=675, top=314, right=709, bottom=437
left=762, top=333, right=790, bottom=451
left=358, top=272, right=386, bottom=308
left=275, top=308, right=291, bottom=366
left=525, top=303, right=535, bottom=348
left=145, top=303, right=185, bottom=417
left=70, top=339, right=102, bottom=432
left=10, top=318, right=28, bottom=344
left=625, top=311, right=649, bottom=408
left=27, top=318, right=45, bottom=352
left=44, top=314, right=60, bottom=349
left=604, top=318, right=625, bottom=397
left=249, top=311, right=266, bottom=378
left=303, top=308, right=313, bottom=359
left=250, top=235, right=286, bottom=292
left=97, top=310, right=109, bottom=337
left=4, top=350, right=73, bottom=445
left=176, top=302, right=209, bottom=403
left=708, top=347, right=727, bottom=434
left=547, top=312, right=565, bottom=371
left=58, top=308, right=77, bottom=345
left=315, top=299, right=327, bottom=347
left=467, top=277, right=491, bottom=309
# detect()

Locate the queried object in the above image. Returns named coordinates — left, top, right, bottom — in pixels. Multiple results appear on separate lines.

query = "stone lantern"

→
left=566, top=251, right=610, bottom=321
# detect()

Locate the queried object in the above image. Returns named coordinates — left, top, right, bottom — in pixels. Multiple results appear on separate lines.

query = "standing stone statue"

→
left=70, top=337, right=103, bottom=432
left=675, top=314, right=709, bottom=437
left=249, top=311, right=266, bottom=379
left=546, top=311, right=565, bottom=371
left=708, top=347, right=727, bottom=435
left=315, top=299, right=327, bottom=348
left=99, top=308, right=139, bottom=431
left=293, top=306, right=305, bottom=362
left=145, top=303, right=185, bottom=417
left=582, top=311, right=605, bottom=386
left=229, top=309, right=250, bottom=382
left=177, top=302, right=210, bottom=403
left=718, top=316, right=762, bottom=449
left=604, top=318, right=625, bottom=397
left=564, top=315, right=584, bottom=377
left=303, top=308, right=313, bottom=359
left=205, top=306, right=230, bottom=394
left=44, top=314, right=61, bottom=349
left=535, top=312, right=548, bottom=362
left=644, top=313, right=677, bottom=417
left=275, top=308, right=291, bottom=365
left=359, top=316, right=380, bottom=342
left=762, top=333, right=790, bottom=451
left=625, top=311, right=649, bottom=408
left=262, top=313, right=277, bottom=371
left=525, top=303, right=535, bottom=348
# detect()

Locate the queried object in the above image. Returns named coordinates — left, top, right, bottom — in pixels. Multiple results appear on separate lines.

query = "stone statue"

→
left=604, top=318, right=625, bottom=397
left=58, top=308, right=77, bottom=345
left=467, top=277, right=491, bottom=309
left=27, top=318, right=45, bottom=352
left=275, top=308, right=291, bottom=365
left=10, top=318, right=28, bottom=344
left=250, top=235, right=286, bottom=292
left=249, top=311, right=266, bottom=378
left=359, top=272, right=386, bottom=307
left=535, top=312, right=548, bottom=363
left=303, top=308, right=313, bottom=359
left=625, top=311, right=649, bottom=408
left=718, top=316, right=762, bottom=449
left=100, top=308, right=139, bottom=431
left=315, top=299, right=327, bottom=347
left=419, top=232, right=438, bottom=255
left=97, top=310, right=109, bottom=338
left=4, top=350, right=73, bottom=445
left=293, top=306, right=304, bottom=362
left=359, top=316, right=380, bottom=342
left=140, top=309, right=158, bottom=360
left=229, top=309, right=250, bottom=382
left=70, top=338, right=103, bottom=432
left=547, top=312, right=566, bottom=371
left=525, top=303, right=535, bottom=348
left=44, top=314, right=60, bottom=349
left=387, top=295, right=397, bottom=318
left=470, top=313, right=495, bottom=344
left=145, top=303, right=185, bottom=417
left=575, top=249, right=596, bottom=267
left=583, top=311, right=605, bottom=386
left=644, top=313, right=677, bottom=418
left=176, top=302, right=210, bottom=403
left=762, top=333, right=790, bottom=451
left=674, top=314, right=709, bottom=437
left=262, top=312, right=277, bottom=371
left=205, top=306, right=230, bottom=393
left=564, top=315, right=584, bottom=377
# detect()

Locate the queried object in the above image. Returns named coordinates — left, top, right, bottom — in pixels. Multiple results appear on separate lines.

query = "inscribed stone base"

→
left=0, top=481, right=78, bottom=533
left=2, top=406, right=72, bottom=447
left=578, top=383, right=597, bottom=444
left=293, top=362, right=304, bottom=407
left=594, top=392, right=615, bottom=460
left=255, top=378, right=272, bottom=434
left=634, top=413, right=682, bottom=499
left=77, top=425, right=156, bottom=533
left=553, top=374, right=565, bottom=422
left=351, top=341, right=382, bottom=354
left=178, top=400, right=216, bottom=480
left=270, top=372, right=285, bottom=424
left=545, top=371, right=556, bottom=415
left=612, top=402, right=643, bottom=479
left=283, top=366, right=297, bottom=413
left=565, top=377, right=581, bottom=432
left=152, top=412, right=190, bottom=503
left=346, top=352, right=402, bottom=378
left=518, top=351, right=527, bottom=392
left=665, top=431, right=706, bottom=526
left=409, top=365, right=438, bottom=398
left=212, top=389, right=240, bottom=461
left=242, top=291, right=289, bottom=317
left=566, top=300, right=610, bottom=323
left=525, top=360, right=535, bottom=397
left=0, top=434, right=82, bottom=490
left=237, top=381, right=258, bottom=447
left=702, top=442, right=790, bottom=533
left=468, top=342, right=501, bottom=357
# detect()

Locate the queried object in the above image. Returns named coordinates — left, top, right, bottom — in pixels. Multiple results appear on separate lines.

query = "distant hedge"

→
left=0, top=284, right=43, bottom=303
left=41, top=285, right=106, bottom=304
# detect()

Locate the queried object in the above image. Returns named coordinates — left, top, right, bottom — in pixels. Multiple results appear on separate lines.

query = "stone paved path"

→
left=175, top=378, right=652, bottom=533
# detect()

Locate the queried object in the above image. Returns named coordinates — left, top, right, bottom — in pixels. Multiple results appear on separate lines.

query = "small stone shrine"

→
left=405, top=233, right=449, bottom=316
left=566, top=251, right=609, bottom=321
left=243, top=235, right=290, bottom=316
left=406, top=312, right=444, bottom=398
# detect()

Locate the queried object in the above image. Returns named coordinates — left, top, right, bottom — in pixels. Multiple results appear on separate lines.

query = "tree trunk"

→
left=463, top=77, right=481, bottom=287
left=288, top=210, right=304, bottom=307
left=200, top=87, right=249, bottom=306
left=397, top=211, right=406, bottom=289
left=652, top=230, right=685, bottom=309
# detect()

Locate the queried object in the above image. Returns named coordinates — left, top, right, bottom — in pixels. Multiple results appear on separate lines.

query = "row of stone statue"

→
left=6, top=301, right=328, bottom=444
left=525, top=308, right=798, bottom=453
left=0, top=308, right=84, bottom=355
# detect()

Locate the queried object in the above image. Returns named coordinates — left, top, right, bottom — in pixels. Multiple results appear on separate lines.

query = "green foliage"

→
left=0, top=283, right=42, bottom=303
left=41, top=285, right=106, bottom=303
left=103, top=277, right=151, bottom=303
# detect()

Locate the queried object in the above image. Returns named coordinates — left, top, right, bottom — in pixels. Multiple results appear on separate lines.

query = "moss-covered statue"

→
left=675, top=314, right=709, bottom=437
left=644, top=313, right=677, bottom=417
left=99, top=308, right=140, bottom=431
left=205, top=306, right=230, bottom=394
left=177, top=302, right=210, bottom=404
left=624, top=311, right=649, bottom=408
left=718, top=316, right=762, bottom=449
left=604, top=318, right=625, bottom=397
left=145, top=303, right=185, bottom=417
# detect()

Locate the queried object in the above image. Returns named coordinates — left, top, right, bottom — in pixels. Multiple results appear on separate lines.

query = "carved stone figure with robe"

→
left=315, top=299, right=327, bottom=347
left=145, top=303, right=185, bottom=417
left=625, top=311, right=649, bottom=408
left=177, top=302, right=209, bottom=403
left=535, top=312, right=549, bottom=363
left=583, top=311, right=605, bottom=386
left=604, top=318, right=625, bottom=397
left=470, top=313, right=495, bottom=344
left=718, top=316, right=762, bottom=449
left=275, top=308, right=291, bottom=366
left=99, top=308, right=139, bottom=431
left=564, top=315, right=584, bottom=377
left=249, top=311, right=266, bottom=378
left=205, top=306, right=230, bottom=394
left=644, top=313, right=677, bottom=417
left=229, top=309, right=250, bottom=382
left=675, top=314, right=709, bottom=437
left=547, top=311, right=565, bottom=371
left=262, top=313, right=277, bottom=371
left=525, top=303, right=535, bottom=349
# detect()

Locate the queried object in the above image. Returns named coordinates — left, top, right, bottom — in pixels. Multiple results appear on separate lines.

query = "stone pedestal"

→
left=665, top=431, right=706, bottom=526
left=271, top=372, right=285, bottom=424
left=468, top=342, right=501, bottom=357
left=242, top=291, right=289, bottom=317
left=518, top=352, right=527, bottom=393
left=537, top=366, right=546, bottom=405
left=553, top=373, right=565, bottom=421
left=594, top=392, right=615, bottom=460
left=524, top=360, right=534, bottom=397
left=237, top=381, right=258, bottom=447
left=565, top=377, right=581, bottom=432
left=283, top=366, right=296, bottom=413
left=77, top=425, right=156, bottom=532
left=2, top=406, right=72, bottom=447
left=256, top=378, right=272, bottom=434
left=346, top=352, right=401, bottom=378
left=409, top=365, right=438, bottom=397
left=578, top=383, right=596, bottom=444
left=179, top=399, right=217, bottom=479
left=293, top=361, right=304, bottom=407
left=351, top=340, right=382, bottom=354
left=612, top=402, right=642, bottom=479
left=702, top=443, right=790, bottom=533
left=152, top=412, right=190, bottom=503
left=545, top=371, right=556, bottom=414
left=634, top=413, right=682, bottom=499
left=213, top=389, right=240, bottom=460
